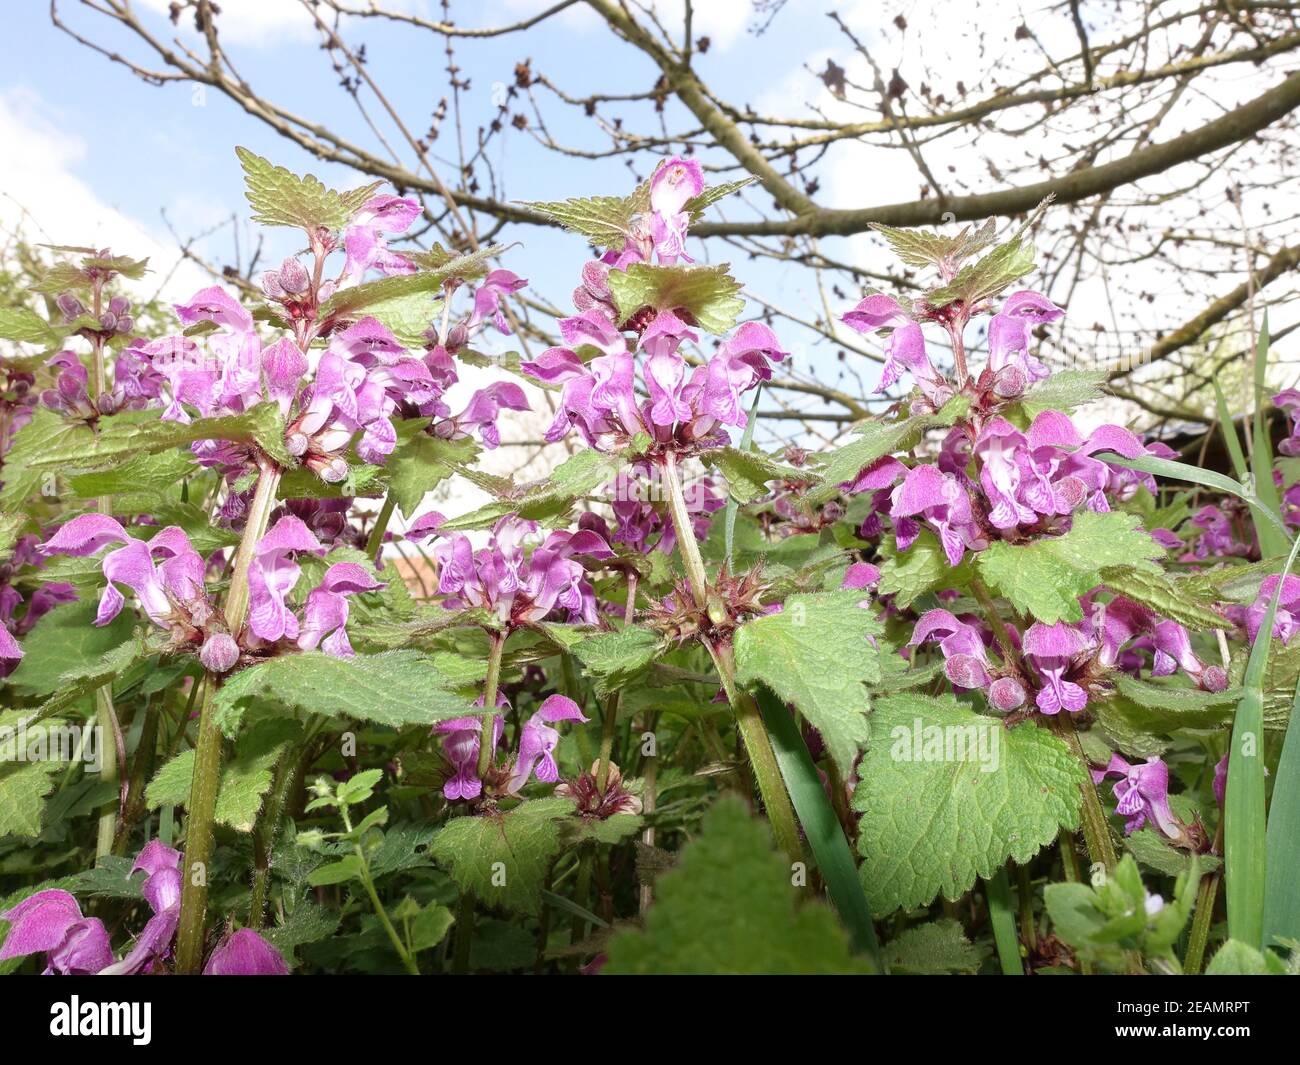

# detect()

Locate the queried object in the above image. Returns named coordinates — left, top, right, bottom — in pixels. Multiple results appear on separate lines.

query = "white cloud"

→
left=0, top=86, right=208, bottom=300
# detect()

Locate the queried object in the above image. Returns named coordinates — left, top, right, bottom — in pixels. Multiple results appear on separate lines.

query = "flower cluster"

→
left=0, top=840, right=285, bottom=975
left=38, top=512, right=382, bottom=671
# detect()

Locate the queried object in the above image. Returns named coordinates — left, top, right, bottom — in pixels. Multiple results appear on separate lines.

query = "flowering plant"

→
left=0, top=150, right=1296, bottom=978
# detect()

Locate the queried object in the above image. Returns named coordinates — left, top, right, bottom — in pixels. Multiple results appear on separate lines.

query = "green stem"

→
left=1185, top=822, right=1225, bottom=974
left=1054, top=712, right=1117, bottom=872
left=475, top=630, right=507, bottom=777
left=174, top=461, right=282, bottom=975
left=93, top=688, right=121, bottom=859
left=249, top=742, right=311, bottom=929
left=344, top=808, right=419, bottom=974
left=660, top=451, right=801, bottom=864
left=365, top=493, right=397, bottom=559
left=452, top=892, right=476, bottom=974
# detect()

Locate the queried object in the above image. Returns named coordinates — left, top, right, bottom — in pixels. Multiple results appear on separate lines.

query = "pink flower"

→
left=507, top=695, right=590, bottom=793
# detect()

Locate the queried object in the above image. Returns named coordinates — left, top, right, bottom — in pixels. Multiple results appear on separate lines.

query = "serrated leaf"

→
left=67, top=449, right=198, bottom=499
left=0, top=306, right=60, bottom=346
left=878, top=529, right=974, bottom=607
left=852, top=693, right=1085, bottom=915
left=606, top=263, right=744, bottom=335
left=146, top=719, right=301, bottom=831
left=1205, top=939, right=1287, bottom=974
left=926, top=238, right=1035, bottom=309
left=976, top=510, right=1164, bottom=624
left=27, top=637, right=150, bottom=724
left=1019, top=370, right=1108, bottom=417
left=572, top=626, right=661, bottom=700
left=0, top=408, right=95, bottom=508
left=518, top=193, right=644, bottom=248
left=872, top=217, right=996, bottom=270
left=383, top=432, right=478, bottom=519
left=318, top=245, right=506, bottom=323
left=684, top=177, right=756, bottom=222
left=236, top=146, right=382, bottom=230
left=430, top=798, right=573, bottom=915
left=6, top=602, right=137, bottom=698
left=1101, top=564, right=1226, bottom=631
left=31, top=403, right=293, bottom=472
left=734, top=590, right=882, bottom=775
left=882, top=919, right=985, bottom=974
left=701, top=446, right=809, bottom=505
left=808, top=396, right=969, bottom=506
left=213, top=650, right=478, bottom=736
left=439, top=449, right=624, bottom=531
left=0, top=760, right=61, bottom=839
left=604, top=795, right=871, bottom=974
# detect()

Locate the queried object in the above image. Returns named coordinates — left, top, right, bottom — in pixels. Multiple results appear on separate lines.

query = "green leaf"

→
left=438, top=449, right=624, bottom=531
left=604, top=795, right=871, bottom=974
left=1214, top=379, right=1250, bottom=481
left=1265, top=678, right=1300, bottom=948
left=213, top=650, right=478, bottom=736
left=883, top=918, right=985, bottom=974
left=1100, top=564, right=1226, bottom=631
left=317, top=246, right=506, bottom=323
left=67, top=449, right=198, bottom=500
left=0, top=408, right=95, bottom=508
left=518, top=192, right=646, bottom=248
left=0, top=306, right=60, bottom=346
left=852, top=693, right=1085, bottom=915
left=0, top=761, right=61, bottom=840
left=926, top=237, right=1034, bottom=309
left=734, top=590, right=883, bottom=775
left=606, top=263, right=744, bottom=334
left=572, top=626, right=662, bottom=700
left=306, top=855, right=364, bottom=887
left=6, top=602, right=137, bottom=698
left=1205, top=939, right=1287, bottom=975
left=1251, top=314, right=1289, bottom=558
left=1227, top=533, right=1300, bottom=948
left=236, top=146, right=382, bottom=230
left=383, top=432, right=478, bottom=519
left=429, top=798, right=573, bottom=915
left=808, top=396, right=969, bottom=506
left=684, top=177, right=756, bottom=222
left=1019, top=370, right=1108, bottom=417
left=872, top=217, right=996, bottom=270
left=977, top=510, right=1164, bottom=624
left=27, top=637, right=150, bottom=724
left=145, top=719, right=301, bottom=831
left=701, top=446, right=809, bottom=505
left=878, top=529, right=973, bottom=607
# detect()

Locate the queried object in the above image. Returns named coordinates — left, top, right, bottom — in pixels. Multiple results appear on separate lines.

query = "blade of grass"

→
left=985, top=866, right=1024, bottom=975
left=1213, top=379, right=1250, bottom=481
left=1101, top=452, right=1293, bottom=545
left=1250, top=313, right=1289, bottom=557
left=1263, top=676, right=1300, bottom=948
left=1226, top=531, right=1300, bottom=948
left=755, top=684, right=883, bottom=970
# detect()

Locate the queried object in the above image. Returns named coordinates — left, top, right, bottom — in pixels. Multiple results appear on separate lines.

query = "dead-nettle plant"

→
left=0, top=149, right=1297, bottom=977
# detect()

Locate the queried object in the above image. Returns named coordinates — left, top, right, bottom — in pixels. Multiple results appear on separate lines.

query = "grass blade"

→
left=985, top=867, right=1024, bottom=975
left=1213, top=378, right=1250, bottom=481
left=1101, top=452, right=1293, bottom=546
left=1249, top=313, right=1289, bottom=557
left=1263, top=677, right=1300, bottom=948
left=755, top=684, right=883, bottom=970
left=1226, top=531, right=1300, bottom=948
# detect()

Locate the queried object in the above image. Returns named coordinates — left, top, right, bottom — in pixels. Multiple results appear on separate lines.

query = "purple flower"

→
left=296, top=562, right=385, bottom=657
left=39, top=515, right=206, bottom=631
left=341, top=195, right=421, bottom=284
left=442, top=381, right=530, bottom=449
left=1185, top=504, right=1250, bottom=559
left=1245, top=574, right=1300, bottom=644
left=842, top=294, right=948, bottom=404
left=647, top=157, right=704, bottom=263
left=1092, top=754, right=1183, bottom=839
left=435, top=706, right=505, bottom=802
left=889, top=464, right=986, bottom=566
left=1094, top=595, right=1227, bottom=691
left=910, top=608, right=993, bottom=689
left=202, top=928, right=290, bottom=975
left=467, top=269, right=528, bottom=335
left=247, top=516, right=325, bottom=645
left=0, top=890, right=113, bottom=975
left=1023, top=620, right=1092, bottom=714
left=507, top=694, right=589, bottom=793
left=0, top=624, right=23, bottom=670
left=1214, top=753, right=1229, bottom=808
left=1275, top=389, right=1300, bottom=456
left=983, top=290, right=1061, bottom=395
left=418, top=514, right=613, bottom=628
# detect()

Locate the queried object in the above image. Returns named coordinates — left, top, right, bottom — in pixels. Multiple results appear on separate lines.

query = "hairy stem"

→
left=1053, top=712, right=1117, bottom=872
left=174, top=460, right=282, bottom=974
left=475, top=630, right=507, bottom=777
left=365, top=494, right=397, bottom=559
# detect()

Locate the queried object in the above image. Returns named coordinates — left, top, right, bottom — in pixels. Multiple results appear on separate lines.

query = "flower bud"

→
left=200, top=632, right=240, bottom=674
left=1200, top=665, right=1228, bottom=693
left=278, top=256, right=309, bottom=294
left=989, top=676, right=1027, bottom=712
